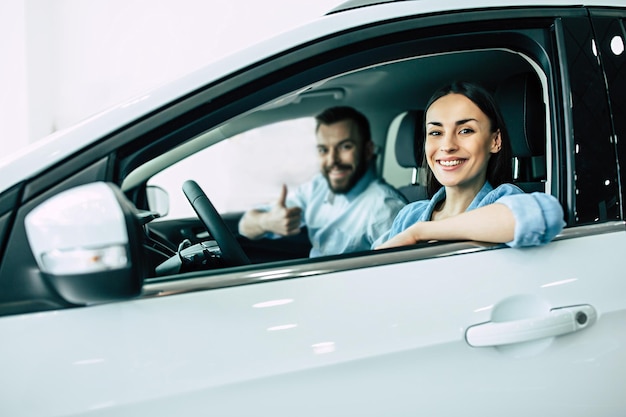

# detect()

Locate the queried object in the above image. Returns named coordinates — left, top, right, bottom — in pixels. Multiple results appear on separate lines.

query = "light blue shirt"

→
left=286, top=167, right=406, bottom=257
left=385, top=182, right=565, bottom=248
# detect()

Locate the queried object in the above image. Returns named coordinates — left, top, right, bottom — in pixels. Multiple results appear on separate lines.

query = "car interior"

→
left=119, top=47, right=550, bottom=278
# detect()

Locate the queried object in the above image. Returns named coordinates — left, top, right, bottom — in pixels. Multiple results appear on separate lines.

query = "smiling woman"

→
left=377, top=81, right=565, bottom=249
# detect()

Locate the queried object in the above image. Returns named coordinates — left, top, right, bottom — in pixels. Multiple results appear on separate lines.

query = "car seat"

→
left=392, top=109, right=428, bottom=202
left=495, top=72, right=547, bottom=192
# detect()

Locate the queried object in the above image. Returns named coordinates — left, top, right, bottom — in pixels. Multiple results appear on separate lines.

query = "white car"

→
left=1, top=0, right=625, bottom=416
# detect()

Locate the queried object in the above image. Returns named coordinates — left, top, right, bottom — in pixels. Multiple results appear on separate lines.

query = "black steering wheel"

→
left=182, top=180, right=250, bottom=266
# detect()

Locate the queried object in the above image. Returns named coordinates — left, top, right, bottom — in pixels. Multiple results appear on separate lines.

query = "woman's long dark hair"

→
left=423, top=81, right=512, bottom=197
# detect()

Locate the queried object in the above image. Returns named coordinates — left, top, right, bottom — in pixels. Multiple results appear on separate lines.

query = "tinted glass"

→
left=590, top=12, right=626, bottom=218
left=559, top=16, right=620, bottom=223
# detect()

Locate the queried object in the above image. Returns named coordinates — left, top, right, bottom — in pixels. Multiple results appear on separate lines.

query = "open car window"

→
left=131, top=48, right=556, bottom=279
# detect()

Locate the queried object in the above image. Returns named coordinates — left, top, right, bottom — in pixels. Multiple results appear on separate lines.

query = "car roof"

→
left=328, top=0, right=400, bottom=14
left=328, top=0, right=622, bottom=13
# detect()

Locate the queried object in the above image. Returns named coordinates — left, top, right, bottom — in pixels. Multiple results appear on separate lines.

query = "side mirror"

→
left=24, top=182, right=145, bottom=305
left=146, top=185, right=169, bottom=217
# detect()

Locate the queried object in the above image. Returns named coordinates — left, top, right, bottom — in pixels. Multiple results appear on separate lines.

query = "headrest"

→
left=394, top=110, right=425, bottom=168
left=495, top=73, right=545, bottom=157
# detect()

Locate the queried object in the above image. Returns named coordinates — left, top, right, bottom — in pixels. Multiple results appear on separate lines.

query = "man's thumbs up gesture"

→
left=265, top=184, right=302, bottom=236
left=238, top=184, right=302, bottom=239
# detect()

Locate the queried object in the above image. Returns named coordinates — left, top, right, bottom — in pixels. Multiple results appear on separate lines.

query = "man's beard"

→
left=323, top=158, right=368, bottom=194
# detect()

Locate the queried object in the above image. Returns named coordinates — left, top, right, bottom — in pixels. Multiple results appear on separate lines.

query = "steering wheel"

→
left=182, top=180, right=250, bottom=266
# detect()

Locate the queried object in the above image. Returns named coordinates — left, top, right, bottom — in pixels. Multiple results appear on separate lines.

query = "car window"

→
left=590, top=13, right=626, bottom=214
left=148, top=118, right=319, bottom=219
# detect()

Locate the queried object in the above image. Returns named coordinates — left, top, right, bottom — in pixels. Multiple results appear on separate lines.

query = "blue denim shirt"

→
left=384, top=182, right=565, bottom=248
left=286, top=167, right=406, bottom=257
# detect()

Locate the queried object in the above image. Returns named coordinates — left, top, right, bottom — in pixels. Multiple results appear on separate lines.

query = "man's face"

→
left=316, top=119, right=373, bottom=193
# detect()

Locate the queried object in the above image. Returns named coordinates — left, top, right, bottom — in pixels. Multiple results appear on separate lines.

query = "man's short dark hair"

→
left=315, top=106, right=371, bottom=143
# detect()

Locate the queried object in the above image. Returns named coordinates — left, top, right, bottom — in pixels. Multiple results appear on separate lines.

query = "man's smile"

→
left=326, top=165, right=352, bottom=178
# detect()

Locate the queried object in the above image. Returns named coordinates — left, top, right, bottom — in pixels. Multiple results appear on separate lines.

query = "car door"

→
left=2, top=235, right=625, bottom=417
left=1, top=3, right=625, bottom=417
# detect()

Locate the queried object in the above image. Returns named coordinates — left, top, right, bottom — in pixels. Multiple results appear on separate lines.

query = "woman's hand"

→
left=375, top=225, right=424, bottom=249
left=376, top=203, right=516, bottom=250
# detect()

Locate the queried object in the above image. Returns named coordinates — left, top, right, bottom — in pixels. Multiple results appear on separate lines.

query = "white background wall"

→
left=0, top=0, right=342, bottom=160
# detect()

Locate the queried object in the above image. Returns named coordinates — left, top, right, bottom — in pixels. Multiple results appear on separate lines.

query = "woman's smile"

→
left=437, top=158, right=466, bottom=168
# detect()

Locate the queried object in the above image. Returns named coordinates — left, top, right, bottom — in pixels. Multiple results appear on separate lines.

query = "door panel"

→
left=1, top=229, right=625, bottom=416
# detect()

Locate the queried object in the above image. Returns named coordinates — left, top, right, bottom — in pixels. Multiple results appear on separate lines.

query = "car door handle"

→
left=465, top=305, right=596, bottom=347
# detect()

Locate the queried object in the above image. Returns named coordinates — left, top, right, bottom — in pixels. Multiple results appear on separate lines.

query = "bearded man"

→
left=238, top=106, right=406, bottom=257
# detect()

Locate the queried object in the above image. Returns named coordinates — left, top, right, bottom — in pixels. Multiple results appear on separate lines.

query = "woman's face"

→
left=424, top=93, right=501, bottom=192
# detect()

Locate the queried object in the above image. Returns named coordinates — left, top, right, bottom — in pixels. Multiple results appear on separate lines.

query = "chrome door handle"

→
left=465, top=305, right=596, bottom=347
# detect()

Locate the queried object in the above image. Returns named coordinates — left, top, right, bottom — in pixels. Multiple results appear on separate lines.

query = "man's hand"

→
left=261, top=185, right=302, bottom=236
left=238, top=184, right=303, bottom=239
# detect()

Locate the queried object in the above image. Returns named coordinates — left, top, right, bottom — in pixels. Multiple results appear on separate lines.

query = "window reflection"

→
left=610, top=35, right=624, bottom=55
left=591, top=39, right=598, bottom=57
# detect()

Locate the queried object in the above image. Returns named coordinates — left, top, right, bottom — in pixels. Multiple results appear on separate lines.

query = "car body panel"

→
left=1, top=227, right=625, bottom=416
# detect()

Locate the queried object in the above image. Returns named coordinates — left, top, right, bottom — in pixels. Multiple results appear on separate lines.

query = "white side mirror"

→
left=25, top=182, right=144, bottom=304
